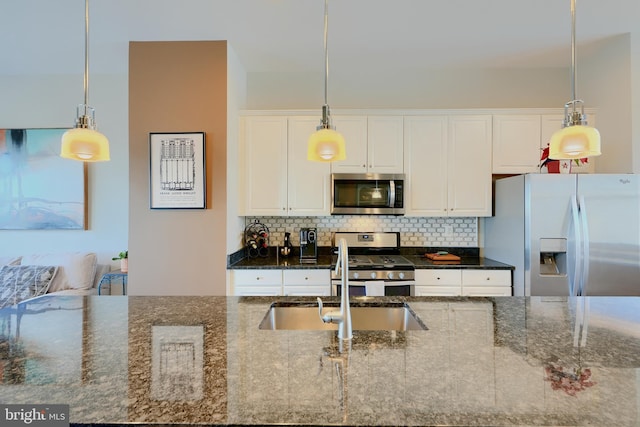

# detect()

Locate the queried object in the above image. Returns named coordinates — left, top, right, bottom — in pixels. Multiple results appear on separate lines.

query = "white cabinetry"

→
left=231, top=269, right=283, bottom=296
left=414, top=269, right=462, bottom=296
left=404, top=115, right=492, bottom=217
left=492, top=115, right=541, bottom=173
left=331, top=116, right=403, bottom=173
left=415, top=269, right=512, bottom=296
left=461, top=269, right=512, bottom=296
left=231, top=269, right=331, bottom=296
left=241, top=116, right=330, bottom=216
left=283, top=270, right=331, bottom=296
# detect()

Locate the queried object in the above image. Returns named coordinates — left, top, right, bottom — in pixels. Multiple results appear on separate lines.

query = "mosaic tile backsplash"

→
left=244, top=216, right=478, bottom=248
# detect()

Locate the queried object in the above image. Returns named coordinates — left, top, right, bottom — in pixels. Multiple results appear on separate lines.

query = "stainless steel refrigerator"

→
left=484, top=174, right=640, bottom=296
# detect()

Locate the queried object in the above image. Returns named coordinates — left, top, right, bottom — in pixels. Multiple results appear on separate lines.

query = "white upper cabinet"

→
left=447, top=115, right=493, bottom=217
left=405, top=115, right=492, bottom=217
left=287, top=117, right=331, bottom=215
left=492, top=115, right=542, bottom=174
left=403, top=115, right=449, bottom=216
left=331, top=116, right=404, bottom=174
left=241, top=116, right=288, bottom=216
left=241, top=115, right=330, bottom=216
left=329, top=116, right=368, bottom=172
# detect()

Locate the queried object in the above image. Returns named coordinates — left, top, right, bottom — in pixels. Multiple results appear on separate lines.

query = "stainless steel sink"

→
left=258, top=301, right=427, bottom=331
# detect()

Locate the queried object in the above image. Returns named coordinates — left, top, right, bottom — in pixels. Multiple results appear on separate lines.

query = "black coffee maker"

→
left=299, top=228, right=318, bottom=263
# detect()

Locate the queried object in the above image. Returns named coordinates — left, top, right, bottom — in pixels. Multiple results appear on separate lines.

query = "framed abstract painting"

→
left=0, top=128, right=87, bottom=230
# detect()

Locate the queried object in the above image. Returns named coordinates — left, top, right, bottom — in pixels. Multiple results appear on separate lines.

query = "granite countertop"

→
left=228, top=248, right=514, bottom=271
left=1, top=294, right=639, bottom=426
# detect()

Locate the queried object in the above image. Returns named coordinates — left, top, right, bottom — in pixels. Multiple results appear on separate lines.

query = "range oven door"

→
left=331, top=281, right=415, bottom=297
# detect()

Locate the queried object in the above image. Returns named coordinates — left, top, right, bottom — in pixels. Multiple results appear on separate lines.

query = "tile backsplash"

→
left=244, top=216, right=477, bottom=248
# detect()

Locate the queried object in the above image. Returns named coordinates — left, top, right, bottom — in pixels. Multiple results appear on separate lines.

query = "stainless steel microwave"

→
left=331, top=173, right=405, bottom=215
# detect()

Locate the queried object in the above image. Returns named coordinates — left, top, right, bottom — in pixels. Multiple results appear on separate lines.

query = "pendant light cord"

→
left=323, top=0, right=329, bottom=107
left=83, top=0, right=91, bottom=120
left=570, top=0, right=577, bottom=113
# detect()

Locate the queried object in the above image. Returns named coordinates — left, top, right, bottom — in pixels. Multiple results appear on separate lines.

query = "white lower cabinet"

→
left=231, top=269, right=283, bottom=296
left=283, top=270, right=331, bottom=296
left=231, top=269, right=330, bottom=296
left=415, top=269, right=512, bottom=296
left=461, top=270, right=512, bottom=296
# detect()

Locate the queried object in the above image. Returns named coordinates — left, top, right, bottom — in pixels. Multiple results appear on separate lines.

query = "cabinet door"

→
left=447, top=115, right=492, bottom=217
left=287, top=117, right=331, bottom=215
left=242, top=116, right=288, bottom=215
left=403, top=116, right=448, bottom=216
left=492, top=115, right=541, bottom=173
left=232, top=269, right=283, bottom=295
left=414, top=286, right=461, bottom=296
left=330, top=116, right=368, bottom=173
left=367, top=116, right=404, bottom=173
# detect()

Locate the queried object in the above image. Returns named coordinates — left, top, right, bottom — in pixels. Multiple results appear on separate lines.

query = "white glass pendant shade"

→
left=549, top=125, right=601, bottom=159
left=308, top=128, right=346, bottom=162
left=61, top=127, right=110, bottom=161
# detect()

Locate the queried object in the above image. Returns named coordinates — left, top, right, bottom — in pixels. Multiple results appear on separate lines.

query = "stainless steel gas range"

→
left=331, top=232, right=415, bottom=297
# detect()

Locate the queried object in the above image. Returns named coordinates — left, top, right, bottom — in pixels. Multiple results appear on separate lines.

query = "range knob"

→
left=387, top=272, right=395, bottom=280
left=370, top=272, right=377, bottom=279
left=398, top=272, right=405, bottom=280
left=352, top=272, right=359, bottom=279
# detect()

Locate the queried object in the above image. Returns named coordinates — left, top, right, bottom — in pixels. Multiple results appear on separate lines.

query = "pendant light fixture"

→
left=548, top=0, right=600, bottom=160
left=61, top=0, right=110, bottom=162
left=307, top=0, right=346, bottom=162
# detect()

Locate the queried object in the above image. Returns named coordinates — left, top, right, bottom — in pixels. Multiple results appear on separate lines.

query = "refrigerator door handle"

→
left=570, top=197, right=582, bottom=297
left=578, top=195, right=591, bottom=296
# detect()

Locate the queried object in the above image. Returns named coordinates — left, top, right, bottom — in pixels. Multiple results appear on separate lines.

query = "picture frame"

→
left=0, top=128, right=87, bottom=230
left=149, top=132, right=206, bottom=209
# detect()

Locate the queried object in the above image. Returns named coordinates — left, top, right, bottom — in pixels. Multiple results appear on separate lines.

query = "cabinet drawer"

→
left=415, top=269, right=462, bottom=286
left=462, top=286, right=512, bottom=296
left=233, top=270, right=282, bottom=286
left=462, top=270, right=511, bottom=286
left=414, top=285, right=461, bottom=296
left=283, top=270, right=330, bottom=286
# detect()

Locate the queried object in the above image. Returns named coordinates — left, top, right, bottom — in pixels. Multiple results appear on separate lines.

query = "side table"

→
left=98, top=270, right=128, bottom=295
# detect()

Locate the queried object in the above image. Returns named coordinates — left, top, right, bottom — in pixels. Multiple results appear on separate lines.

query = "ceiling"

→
left=1, top=0, right=638, bottom=75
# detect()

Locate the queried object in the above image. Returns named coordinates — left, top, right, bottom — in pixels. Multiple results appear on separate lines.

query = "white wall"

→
left=0, top=73, right=129, bottom=269
left=246, top=68, right=569, bottom=110
left=581, top=34, right=634, bottom=173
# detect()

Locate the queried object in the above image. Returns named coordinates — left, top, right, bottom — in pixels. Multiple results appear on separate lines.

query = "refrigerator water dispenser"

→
left=539, top=238, right=567, bottom=276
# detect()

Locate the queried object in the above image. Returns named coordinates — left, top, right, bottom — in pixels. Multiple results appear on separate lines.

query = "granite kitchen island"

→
left=0, top=295, right=639, bottom=426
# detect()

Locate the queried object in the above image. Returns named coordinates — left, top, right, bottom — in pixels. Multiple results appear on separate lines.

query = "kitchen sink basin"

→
left=258, top=301, right=427, bottom=331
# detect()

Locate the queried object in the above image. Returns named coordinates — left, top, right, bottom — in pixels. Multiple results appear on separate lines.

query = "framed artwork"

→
left=149, top=132, right=206, bottom=209
left=0, top=128, right=87, bottom=230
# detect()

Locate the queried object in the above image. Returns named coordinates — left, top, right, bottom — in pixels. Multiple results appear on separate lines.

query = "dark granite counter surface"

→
left=228, top=247, right=514, bottom=271
left=0, top=295, right=639, bottom=426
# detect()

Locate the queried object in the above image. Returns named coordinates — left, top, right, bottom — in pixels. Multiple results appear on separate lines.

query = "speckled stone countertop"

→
left=228, top=248, right=514, bottom=271
left=1, top=295, right=639, bottom=426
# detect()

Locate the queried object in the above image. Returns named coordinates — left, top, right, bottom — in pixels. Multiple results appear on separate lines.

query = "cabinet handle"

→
left=486, top=277, right=491, bottom=281
left=362, top=164, right=366, bottom=168
left=437, top=277, right=441, bottom=280
left=256, top=277, right=261, bottom=280
left=305, top=277, right=309, bottom=280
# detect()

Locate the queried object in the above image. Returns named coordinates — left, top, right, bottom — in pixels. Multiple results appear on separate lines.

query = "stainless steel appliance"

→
left=331, top=232, right=415, bottom=296
left=299, top=227, right=318, bottom=263
left=331, top=173, right=405, bottom=215
left=484, top=174, right=640, bottom=296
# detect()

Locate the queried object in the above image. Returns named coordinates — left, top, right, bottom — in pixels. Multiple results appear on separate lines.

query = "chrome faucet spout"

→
left=318, top=238, right=352, bottom=340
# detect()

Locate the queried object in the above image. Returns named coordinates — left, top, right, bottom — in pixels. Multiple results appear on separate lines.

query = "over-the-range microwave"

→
left=331, top=173, right=405, bottom=215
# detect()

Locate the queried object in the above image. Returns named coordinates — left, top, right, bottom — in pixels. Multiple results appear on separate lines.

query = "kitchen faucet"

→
left=317, top=238, right=352, bottom=340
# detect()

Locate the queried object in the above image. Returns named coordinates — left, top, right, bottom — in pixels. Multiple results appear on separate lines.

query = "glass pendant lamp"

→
left=61, top=0, right=110, bottom=162
left=549, top=0, right=600, bottom=160
left=308, top=0, right=346, bottom=162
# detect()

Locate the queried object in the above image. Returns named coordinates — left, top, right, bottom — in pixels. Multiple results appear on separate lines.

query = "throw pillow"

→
left=20, top=252, right=97, bottom=292
left=0, top=265, right=58, bottom=308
